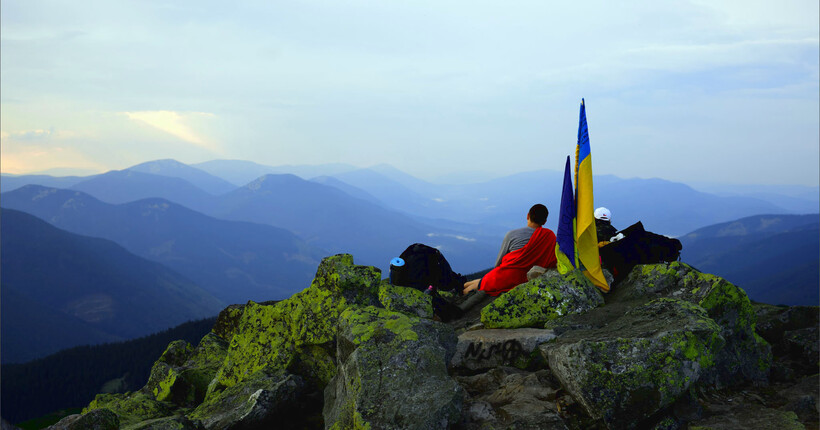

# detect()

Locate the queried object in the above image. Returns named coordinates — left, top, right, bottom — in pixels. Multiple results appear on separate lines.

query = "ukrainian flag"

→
left=555, top=155, right=576, bottom=274
left=574, top=99, right=609, bottom=292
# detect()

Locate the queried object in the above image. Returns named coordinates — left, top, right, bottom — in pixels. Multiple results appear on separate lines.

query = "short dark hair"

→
left=528, top=204, right=548, bottom=226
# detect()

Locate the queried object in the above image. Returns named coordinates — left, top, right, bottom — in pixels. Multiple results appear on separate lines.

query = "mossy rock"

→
left=127, top=415, right=200, bottom=430
left=378, top=281, right=434, bottom=319
left=211, top=254, right=381, bottom=393
left=618, top=262, right=772, bottom=385
left=324, top=306, right=463, bottom=430
left=143, top=334, right=229, bottom=408
left=480, top=270, right=604, bottom=329
left=310, top=253, right=382, bottom=305
left=188, top=369, right=308, bottom=430
left=84, top=392, right=175, bottom=428
left=689, top=407, right=806, bottom=429
left=50, top=408, right=119, bottom=430
left=541, top=298, right=725, bottom=429
left=210, top=304, right=247, bottom=341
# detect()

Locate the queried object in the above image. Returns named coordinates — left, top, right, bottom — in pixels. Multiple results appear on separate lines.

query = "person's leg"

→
left=463, top=279, right=481, bottom=294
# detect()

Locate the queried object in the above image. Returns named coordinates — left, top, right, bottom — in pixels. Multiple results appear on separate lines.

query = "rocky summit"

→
left=48, top=255, right=818, bottom=430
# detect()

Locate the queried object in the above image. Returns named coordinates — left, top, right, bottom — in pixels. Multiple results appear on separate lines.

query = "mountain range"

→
left=0, top=209, right=223, bottom=364
left=679, top=214, right=819, bottom=306
left=1, top=186, right=325, bottom=304
left=2, top=158, right=817, bottom=363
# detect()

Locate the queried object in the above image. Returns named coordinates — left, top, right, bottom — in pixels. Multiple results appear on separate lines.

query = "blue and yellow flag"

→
left=574, top=99, right=609, bottom=292
left=555, top=155, right=576, bottom=274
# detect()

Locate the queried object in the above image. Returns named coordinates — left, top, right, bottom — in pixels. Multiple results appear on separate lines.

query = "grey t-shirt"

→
left=494, top=226, right=536, bottom=267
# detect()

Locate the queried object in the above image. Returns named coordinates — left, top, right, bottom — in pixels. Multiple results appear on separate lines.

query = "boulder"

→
left=84, top=392, right=174, bottom=428
left=128, top=416, right=201, bottom=430
left=212, top=254, right=381, bottom=392
left=47, top=409, right=119, bottom=430
left=754, top=303, right=819, bottom=380
left=378, top=281, right=434, bottom=319
left=188, top=369, right=309, bottom=430
left=616, top=262, right=772, bottom=385
left=480, top=270, right=604, bottom=329
left=323, top=306, right=463, bottom=429
left=541, top=298, right=725, bottom=429
left=143, top=333, right=229, bottom=407
left=449, top=328, right=556, bottom=373
left=456, top=367, right=565, bottom=430
left=689, top=406, right=805, bottom=430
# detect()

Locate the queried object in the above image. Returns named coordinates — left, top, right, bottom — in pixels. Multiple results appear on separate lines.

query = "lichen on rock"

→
left=324, top=305, right=463, bottom=430
left=618, top=262, right=772, bottom=385
left=211, top=254, right=381, bottom=393
left=378, top=281, right=434, bottom=319
left=83, top=392, right=174, bottom=428
left=480, top=270, right=604, bottom=329
left=188, top=369, right=308, bottom=430
left=541, top=298, right=725, bottom=429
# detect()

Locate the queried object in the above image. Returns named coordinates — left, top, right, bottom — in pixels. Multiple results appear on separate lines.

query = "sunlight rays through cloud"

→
left=123, top=110, right=219, bottom=152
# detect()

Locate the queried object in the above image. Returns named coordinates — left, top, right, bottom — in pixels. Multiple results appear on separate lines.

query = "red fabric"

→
left=480, top=227, right=557, bottom=296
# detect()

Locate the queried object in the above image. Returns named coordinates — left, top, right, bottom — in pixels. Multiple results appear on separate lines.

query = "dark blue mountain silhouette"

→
left=680, top=214, right=819, bottom=306
left=2, top=186, right=325, bottom=304
left=1, top=209, right=223, bottom=363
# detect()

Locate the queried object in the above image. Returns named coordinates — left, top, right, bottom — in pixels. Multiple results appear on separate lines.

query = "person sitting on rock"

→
left=595, top=207, right=618, bottom=246
left=463, top=204, right=557, bottom=296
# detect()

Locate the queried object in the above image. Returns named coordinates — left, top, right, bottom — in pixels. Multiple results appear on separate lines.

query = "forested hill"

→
left=2, top=317, right=216, bottom=425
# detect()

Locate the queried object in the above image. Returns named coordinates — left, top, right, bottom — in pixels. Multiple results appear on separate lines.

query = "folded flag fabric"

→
left=574, top=99, right=609, bottom=292
left=556, top=155, right=576, bottom=275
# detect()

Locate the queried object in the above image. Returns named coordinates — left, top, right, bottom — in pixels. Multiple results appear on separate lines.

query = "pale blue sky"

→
left=2, top=0, right=818, bottom=185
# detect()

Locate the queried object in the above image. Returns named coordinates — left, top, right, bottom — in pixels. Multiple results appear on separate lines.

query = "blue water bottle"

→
left=389, top=257, right=405, bottom=285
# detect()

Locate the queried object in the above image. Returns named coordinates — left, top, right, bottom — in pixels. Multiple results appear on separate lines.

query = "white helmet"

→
left=594, top=207, right=611, bottom=221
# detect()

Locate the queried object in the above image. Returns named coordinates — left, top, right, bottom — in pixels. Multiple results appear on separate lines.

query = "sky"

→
left=1, top=0, right=818, bottom=186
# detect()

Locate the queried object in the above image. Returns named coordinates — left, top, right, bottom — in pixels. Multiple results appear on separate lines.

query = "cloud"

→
left=0, top=144, right=105, bottom=174
left=123, top=111, right=218, bottom=152
left=0, top=128, right=78, bottom=143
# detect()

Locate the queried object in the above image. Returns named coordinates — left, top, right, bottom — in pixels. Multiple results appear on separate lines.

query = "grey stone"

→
left=324, top=306, right=462, bottom=430
left=48, top=409, right=119, bottom=430
left=480, top=270, right=604, bottom=329
left=689, top=406, right=806, bottom=429
left=189, top=370, right=307, bottom=430
left=450, top=328, right=556, bottom=373
left=541, top=298, right=724, bottom=429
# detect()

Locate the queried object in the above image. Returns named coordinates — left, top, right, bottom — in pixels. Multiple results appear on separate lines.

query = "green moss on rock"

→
left=378, top=282, right=434, bottom=319
left=324, top=305, right=462, bottom=429
left=189, top=369, right=307, bottom=429
left=481, top=270, right=603, bottom=329
left=620, top=263, right=772, bottom=385
left=84, top=392, right=174, bottom=427
left=212, top=255, right=381, bottom=393
left=143, top=333, right=229, bottom=408
left=210, top=304, right=247, bottom=341
left=541, top=298, right=725, bottom=428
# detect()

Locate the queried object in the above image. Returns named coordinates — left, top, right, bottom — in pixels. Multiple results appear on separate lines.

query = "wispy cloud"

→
left=123, top=111, right=218, bottom=152
left=0, top=128, right=78, bottom=143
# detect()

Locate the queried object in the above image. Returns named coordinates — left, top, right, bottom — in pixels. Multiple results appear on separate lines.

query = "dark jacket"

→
left=596, top=219, right=618, bottom=243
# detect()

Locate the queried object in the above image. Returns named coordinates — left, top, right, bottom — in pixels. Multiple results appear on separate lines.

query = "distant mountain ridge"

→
left=127, top=159, right=237, bottom=195
left=1, top=185, right=326, bottom=304
left=5, top=158, right=816, bottom=272
left=1, top=209, right=223, bottom=364
left=679, top=214, right=819, bottom=306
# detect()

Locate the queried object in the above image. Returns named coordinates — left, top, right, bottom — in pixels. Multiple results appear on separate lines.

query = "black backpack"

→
left=390, top=243, right=465, bottom=322
left=599, top=222, right=682, bottom=282
left=390, top=243, right=465, bottom=293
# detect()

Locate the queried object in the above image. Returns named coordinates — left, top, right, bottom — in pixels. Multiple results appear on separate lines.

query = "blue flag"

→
left=555, top=155, right=576, bottom=273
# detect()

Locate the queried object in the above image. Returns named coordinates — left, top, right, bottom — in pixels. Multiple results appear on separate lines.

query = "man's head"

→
left=527, top=204, right=548, bottom=226
left=594, top=207, right=611, bottom=222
